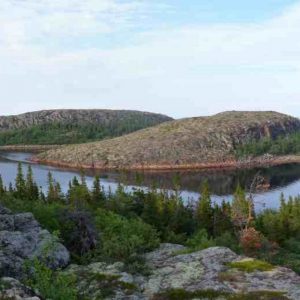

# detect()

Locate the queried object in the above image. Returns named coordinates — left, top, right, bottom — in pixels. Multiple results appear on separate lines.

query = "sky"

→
left=0, top=0, right=300, bottom=119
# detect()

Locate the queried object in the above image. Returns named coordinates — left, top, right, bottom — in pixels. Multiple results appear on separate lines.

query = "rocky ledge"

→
left=66, top=244, right=300, bottom=300
left=0, top=205, right=69, bottom=279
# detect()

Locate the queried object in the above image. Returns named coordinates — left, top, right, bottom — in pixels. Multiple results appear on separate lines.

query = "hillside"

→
left=35, top=111, right=300, bottom=170
left=0, top=109, right=172, bottom=145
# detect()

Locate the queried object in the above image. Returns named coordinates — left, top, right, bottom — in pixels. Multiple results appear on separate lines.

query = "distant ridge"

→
left=35, top=111, right=300, bottom=170
left=0, top=109, right=173, bottom=145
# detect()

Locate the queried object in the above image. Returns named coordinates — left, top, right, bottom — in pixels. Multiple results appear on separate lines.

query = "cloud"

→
left=0, top=1, right=300, bottom=118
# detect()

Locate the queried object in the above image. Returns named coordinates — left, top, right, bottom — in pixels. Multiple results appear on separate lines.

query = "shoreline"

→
left=0, top=145, right=62, bottom=153
left=31, top=155, right=300, bottom=172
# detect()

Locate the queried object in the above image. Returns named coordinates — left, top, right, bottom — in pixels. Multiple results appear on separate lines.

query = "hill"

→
left=35, top=111, right=300, bottom=170
left=0, top=109, right=172, bottom=145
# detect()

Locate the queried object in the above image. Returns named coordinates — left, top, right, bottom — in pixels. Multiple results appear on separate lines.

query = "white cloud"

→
left=0, top=1, right=300, bottom=118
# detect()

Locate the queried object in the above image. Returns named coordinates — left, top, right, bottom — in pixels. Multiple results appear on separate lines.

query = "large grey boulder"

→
left=0, top=205, right=70, bottom=279
left=66, top=243, right=300, bottom=300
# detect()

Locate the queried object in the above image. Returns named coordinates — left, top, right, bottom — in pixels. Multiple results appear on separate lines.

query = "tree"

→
left=0, top=175, right=4, bottom=196
left=231, top=184, right=250, bottom=232
left=25, top=165, right=39, bottom=200
left=195, top=180, right=213, bottom=234
left=91, top=176, right=105, bottom=205
left=15, top=163, right=26, bottom=199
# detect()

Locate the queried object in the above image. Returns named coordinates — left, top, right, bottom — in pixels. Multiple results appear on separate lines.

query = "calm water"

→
left=1, top=151, right=300, bottom=211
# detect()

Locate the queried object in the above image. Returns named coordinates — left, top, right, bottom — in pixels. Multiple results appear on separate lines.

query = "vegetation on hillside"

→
left=236, top=132, right=300, bottom=158
left=0, top=110, right=172, bottom=145
left=1, top=164, right=300, bottom=298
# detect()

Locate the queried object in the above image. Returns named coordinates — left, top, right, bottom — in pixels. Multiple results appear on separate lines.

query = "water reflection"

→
left=1, top=151, right=300, bottom=211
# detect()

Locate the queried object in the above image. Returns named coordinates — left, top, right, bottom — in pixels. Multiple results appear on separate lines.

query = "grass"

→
left=228, top=259, right=274, bottom=272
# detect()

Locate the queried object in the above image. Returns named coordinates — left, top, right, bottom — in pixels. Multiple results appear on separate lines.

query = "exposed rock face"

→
left=36, top=111, right=300, bottom=170
left=0, top=277, right=40, bottom=300
left=66, top=244, right=300, bottom=300
left=0, top=205, right=69, bottom=279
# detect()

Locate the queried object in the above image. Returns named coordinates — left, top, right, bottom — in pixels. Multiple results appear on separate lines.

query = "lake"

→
left=1, top=151, right=300, bottom=211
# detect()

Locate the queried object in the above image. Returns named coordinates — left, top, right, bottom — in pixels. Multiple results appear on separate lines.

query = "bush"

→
left=25, top=259, right=77, bottom=300
left=240, top=227, right=264, bottom=256
left=95, top=209, right=160, bottom=260
left=58, top=209, right=98, bottom=258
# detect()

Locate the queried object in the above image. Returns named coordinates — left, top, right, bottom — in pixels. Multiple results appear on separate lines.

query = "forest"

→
left=236, top=131, right=300, bottom=158
left=1, top=164, right=300, bottom=299
left=0, top=115, right=164, bottom=145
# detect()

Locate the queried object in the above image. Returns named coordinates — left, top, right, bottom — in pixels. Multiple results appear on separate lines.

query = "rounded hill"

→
left=36, top=111, right=300, bottom=170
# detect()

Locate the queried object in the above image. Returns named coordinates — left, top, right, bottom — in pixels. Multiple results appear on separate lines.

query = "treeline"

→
left=1, top=164, right=300, bottom=274
left=0, top=115, right=163, bottom=145
left=235, top=132, right=300, bottom=158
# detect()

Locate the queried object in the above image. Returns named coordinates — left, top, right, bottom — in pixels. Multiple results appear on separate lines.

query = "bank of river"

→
left=1, top=151, right=300, bottom=211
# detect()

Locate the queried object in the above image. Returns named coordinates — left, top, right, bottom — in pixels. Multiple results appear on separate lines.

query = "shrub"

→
left=58, top=209, right=98, bottom=258
left=95, top=209, right=160, bottom=260
left=240, top=227, right=264, bottom=256
left=25, top=259, right=77, bottom=300
left=186, top=229, right=216, bottom=251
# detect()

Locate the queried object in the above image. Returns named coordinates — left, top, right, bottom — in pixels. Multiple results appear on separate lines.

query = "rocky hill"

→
left=0, top=109, right=172, bottom=145
left=35, top=111, right=300, bottom=170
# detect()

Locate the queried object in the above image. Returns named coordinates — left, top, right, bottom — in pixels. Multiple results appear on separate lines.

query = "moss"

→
left=78, top=272, right=137, bottom=298
left=152, top=289, right=288, bottom=300
left=228, top=259, right=274, bottom=272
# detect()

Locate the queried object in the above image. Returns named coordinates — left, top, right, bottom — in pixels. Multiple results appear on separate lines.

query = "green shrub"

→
left=95, top=209, right=160, bottom=260
left=25, top=259, right=77, bottom=300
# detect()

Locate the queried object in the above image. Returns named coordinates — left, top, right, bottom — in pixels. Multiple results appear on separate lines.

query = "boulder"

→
left=0, top=205, right=70, bottom=279
left=66, top=244, right=300, bottom=299
left=0, top=277, right=40, bottom=300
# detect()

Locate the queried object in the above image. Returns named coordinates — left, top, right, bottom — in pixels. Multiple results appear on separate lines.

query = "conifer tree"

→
left=15, top=163, right=26, bottom=199
left=91, top=175, right=105, bottom=205
left=25, top=165, right=39, bottom=200
left=0, top=175, right=4, bottom=197
left=47, top=171, right=56, bottom=203
left=195, top=180, right=213, bottom=234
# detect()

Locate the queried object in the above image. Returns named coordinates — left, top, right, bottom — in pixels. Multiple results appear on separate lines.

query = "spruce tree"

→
left=0, top=175, right=4, bottom=197
left=92, top=175, right=105, bottom=205
left=15, top=163, right=26, bottom=199
left=195, top=180, right=213, bottom=234
left=25, top=165, right=39, bottom=200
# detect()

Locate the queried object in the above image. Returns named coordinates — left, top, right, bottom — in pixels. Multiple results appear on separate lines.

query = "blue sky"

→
left=0, top=0, right=300, bottom=118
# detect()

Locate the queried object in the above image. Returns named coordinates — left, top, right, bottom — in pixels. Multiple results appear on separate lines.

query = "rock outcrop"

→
left=0, top=205, right=69, bottom=279
left=0, top=277, right=40, bottom=300
left=36, top=111, right=300, bottom=170
left=66, top=244, right=300, bottom=300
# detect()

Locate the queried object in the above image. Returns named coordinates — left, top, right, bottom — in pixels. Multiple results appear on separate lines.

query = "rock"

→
left=65, top=261, right=146, bottom=300
left=0, top=277, right=40, bottom=300
left=0, top=204, right=70, bottom=279
left=66, top=244, right=300, bottom=299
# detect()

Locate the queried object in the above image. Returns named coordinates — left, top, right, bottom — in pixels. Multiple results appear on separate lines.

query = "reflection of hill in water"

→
left=96, top=164, right=300, bottom=196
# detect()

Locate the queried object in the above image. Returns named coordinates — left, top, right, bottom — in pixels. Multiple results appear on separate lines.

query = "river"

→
left=1, top=151, right=300, bottom=211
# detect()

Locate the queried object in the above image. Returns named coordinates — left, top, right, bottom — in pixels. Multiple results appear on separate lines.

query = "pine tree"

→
left=15, top=163, right=26, bottom=199
left=0, top=175, right=4, bottom=196
left=25, top=165, right=39, bottom=200
left=231, top=184, right=250, bottom=231
left=91, top=175, right=105, bottom=205
left=47, top=171, right=56, bottom=203
left=195, top=180, right=213, bottom=234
